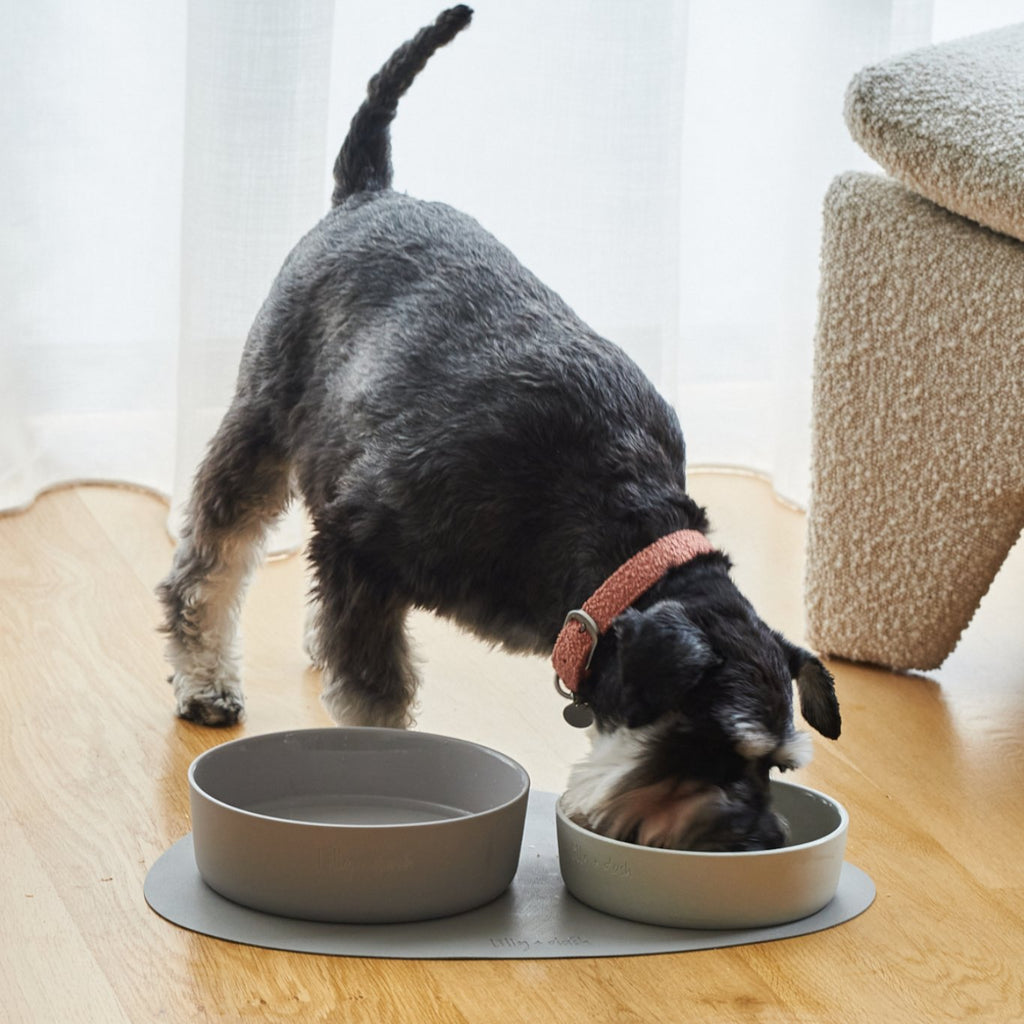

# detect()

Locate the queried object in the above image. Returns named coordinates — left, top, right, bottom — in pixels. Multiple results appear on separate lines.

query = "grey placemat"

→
left=144, top=790, right=874, bottom=959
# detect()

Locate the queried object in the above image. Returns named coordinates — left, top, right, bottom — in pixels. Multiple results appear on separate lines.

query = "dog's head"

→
left=562, top=564, right=840, bottom=851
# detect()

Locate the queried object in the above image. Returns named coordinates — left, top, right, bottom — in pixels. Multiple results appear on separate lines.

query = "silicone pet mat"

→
left=145, top=790, right=874, bottom=959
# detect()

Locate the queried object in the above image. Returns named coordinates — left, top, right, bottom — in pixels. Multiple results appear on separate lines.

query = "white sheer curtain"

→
left=3, top=0, right=1020, bottom=542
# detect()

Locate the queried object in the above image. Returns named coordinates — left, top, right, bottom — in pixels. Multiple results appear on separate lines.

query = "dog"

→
left=158, top=6, right=840, bottom=852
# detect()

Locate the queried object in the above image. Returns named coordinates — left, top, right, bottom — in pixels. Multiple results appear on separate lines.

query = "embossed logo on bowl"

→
left=569, top=839, right=632, bottom=877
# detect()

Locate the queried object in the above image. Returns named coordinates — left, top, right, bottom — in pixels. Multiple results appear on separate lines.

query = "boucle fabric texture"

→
left=845, top=23, right=1024, bottom=245
left=806, top=172, right=1024, bottom=671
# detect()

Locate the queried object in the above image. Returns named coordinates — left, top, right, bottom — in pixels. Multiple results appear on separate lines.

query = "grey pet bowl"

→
left=556, top=779, right=848, bottom=929
left=189, top=728, right=530, bottom=923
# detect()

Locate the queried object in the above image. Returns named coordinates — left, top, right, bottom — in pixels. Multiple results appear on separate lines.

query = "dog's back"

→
left=256, top=4, right=697, bottom=640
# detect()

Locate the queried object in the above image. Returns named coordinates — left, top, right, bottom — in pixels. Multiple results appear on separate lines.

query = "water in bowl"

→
left=248, top=793, right=473, bottom=825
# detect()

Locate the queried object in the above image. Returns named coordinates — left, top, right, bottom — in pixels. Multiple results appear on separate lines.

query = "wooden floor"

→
left=2, top=472, right=1022, bottom=1023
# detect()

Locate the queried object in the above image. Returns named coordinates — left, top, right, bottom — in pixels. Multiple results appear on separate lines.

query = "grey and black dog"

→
left=158, top=6, right=840, bottom=851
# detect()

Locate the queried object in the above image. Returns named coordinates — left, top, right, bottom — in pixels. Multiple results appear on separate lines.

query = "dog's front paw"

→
left=320, top=684, right=414, bottom=730
left=171, top=673, right=245, bottom=727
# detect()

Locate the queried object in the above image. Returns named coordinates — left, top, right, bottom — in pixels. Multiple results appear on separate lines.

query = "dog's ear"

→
left=776, top=634, right=841, bottom=740
left=610, top=601, right=718, bottom=726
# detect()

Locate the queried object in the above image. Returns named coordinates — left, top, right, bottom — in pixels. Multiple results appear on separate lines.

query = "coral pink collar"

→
left=552, top=529, right=714, bottom=696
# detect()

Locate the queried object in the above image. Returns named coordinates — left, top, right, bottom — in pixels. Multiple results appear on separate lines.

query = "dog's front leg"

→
left=308, top=541, right=419, bottom=729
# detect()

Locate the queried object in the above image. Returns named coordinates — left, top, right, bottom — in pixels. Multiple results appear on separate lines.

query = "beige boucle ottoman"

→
left=805, top=26, right=1024, bottom=671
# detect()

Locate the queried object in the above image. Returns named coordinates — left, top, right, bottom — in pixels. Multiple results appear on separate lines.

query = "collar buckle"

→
left=562, top=608, right=599, bottom=672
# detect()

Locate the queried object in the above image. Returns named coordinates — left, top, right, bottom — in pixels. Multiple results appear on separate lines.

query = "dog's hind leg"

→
left=307, top=531, right=418, bottom=729
left=157, top=404, right=292, bottom=725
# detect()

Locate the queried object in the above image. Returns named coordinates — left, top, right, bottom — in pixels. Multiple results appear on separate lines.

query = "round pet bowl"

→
left=189, top=728, right=530, bottom=923
left=556, top=779, right=848, bottom=929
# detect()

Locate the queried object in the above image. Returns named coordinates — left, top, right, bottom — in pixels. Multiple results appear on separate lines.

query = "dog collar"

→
left=552, top=529, right=715, bottom=701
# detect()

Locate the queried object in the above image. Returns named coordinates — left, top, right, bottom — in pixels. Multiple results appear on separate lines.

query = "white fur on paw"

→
left=320, top=685, right=414, bottom=729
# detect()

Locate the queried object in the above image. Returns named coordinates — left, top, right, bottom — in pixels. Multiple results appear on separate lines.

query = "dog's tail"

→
left=331, top=6, right=473, bottom=206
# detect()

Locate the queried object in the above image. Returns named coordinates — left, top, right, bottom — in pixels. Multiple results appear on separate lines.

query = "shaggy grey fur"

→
left=158, top=6, right=840, bottom=851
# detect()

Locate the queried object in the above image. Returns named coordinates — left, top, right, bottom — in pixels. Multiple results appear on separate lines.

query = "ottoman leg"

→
left=805, top=172, right=1024, bottom=671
